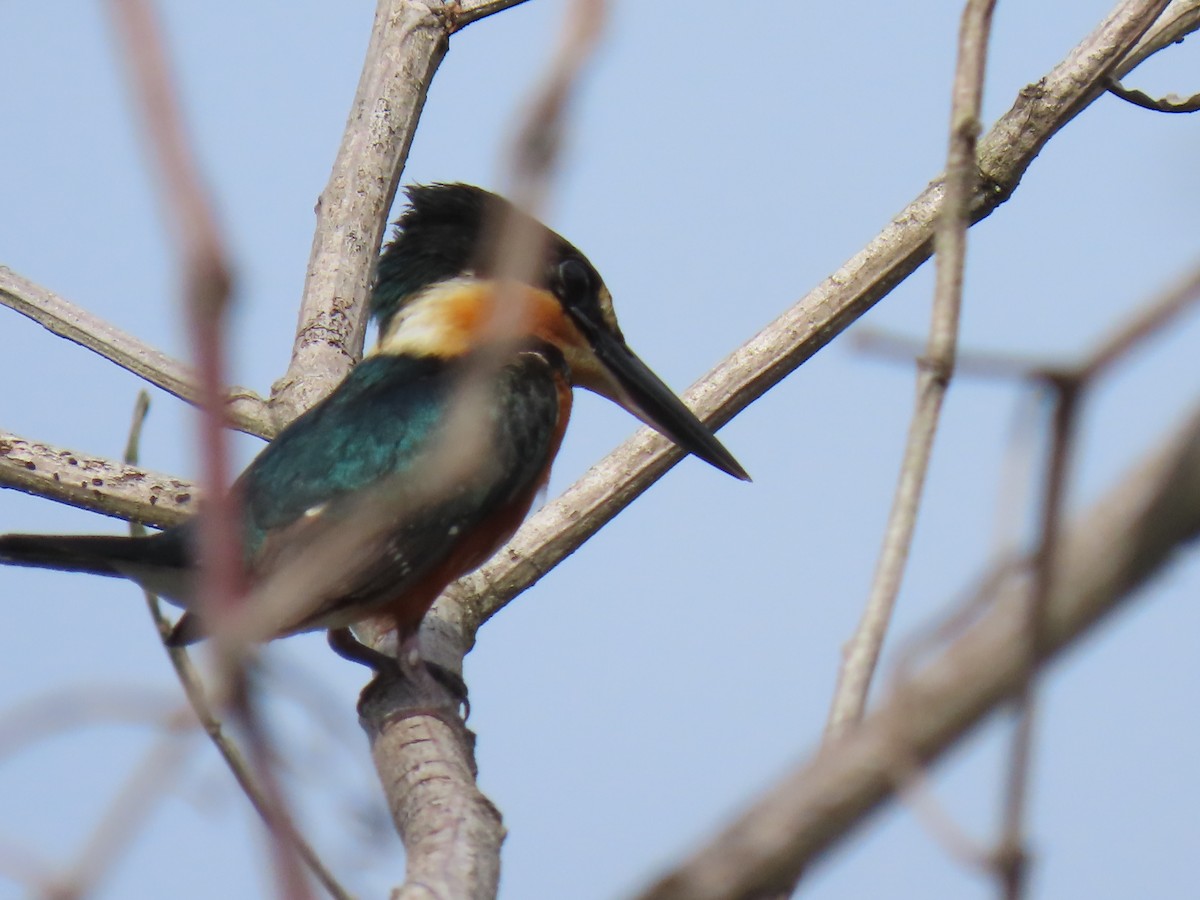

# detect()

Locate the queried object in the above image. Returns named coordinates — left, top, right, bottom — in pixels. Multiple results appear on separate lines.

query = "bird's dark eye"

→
left=557, top=258, right=593, bottom=307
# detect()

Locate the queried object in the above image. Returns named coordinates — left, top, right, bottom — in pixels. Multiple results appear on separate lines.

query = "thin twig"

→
left=993, top=258, right=1200, bottom=896
left=1106, top=0, right=1200, bottom=111
left=824, top=0, right=999, bottom=740
left=1107, top=80, right=1200, bottom=112
left=125, top=393, right=352, bottom=900
left=0, top=268, right=273, bottom=439
left=1111, top=0, right=1200, bottom=75
left=450, top=0, right=533, bottom=31
left=634, top=399, right=1200, bottom=900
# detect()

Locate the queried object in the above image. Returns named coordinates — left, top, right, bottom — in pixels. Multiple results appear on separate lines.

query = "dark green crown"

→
left=371, top=183, right=597, bottom=333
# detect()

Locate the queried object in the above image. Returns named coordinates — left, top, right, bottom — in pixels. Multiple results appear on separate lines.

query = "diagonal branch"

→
left=633, top=400, right=1200, bottom=900
left=0, top=267, right=274, bottom=439
left=0, top=430, right=195, bottom=529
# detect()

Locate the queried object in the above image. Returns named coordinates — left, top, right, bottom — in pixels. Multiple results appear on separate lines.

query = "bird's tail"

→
left=0, top=532, right=181, bottom=578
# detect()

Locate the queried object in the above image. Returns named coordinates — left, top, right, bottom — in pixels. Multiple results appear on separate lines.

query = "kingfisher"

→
left=0, top=183, right=747, bottom=670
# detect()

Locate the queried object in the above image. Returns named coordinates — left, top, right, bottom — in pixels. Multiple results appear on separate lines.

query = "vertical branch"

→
left=993, top=377, right=1078, bottom=899
left=353, top=3, right=609, bottom=896
left=361, top=682, right=505, bottom=900
left=825, top=0, right=999, bottom=738
left=992, top=260, right=1200, bottom=897
left=271, top=0, right=451, bottom=424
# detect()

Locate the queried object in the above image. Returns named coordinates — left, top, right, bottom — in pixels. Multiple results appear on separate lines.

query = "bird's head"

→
left=370, top=183, right=748, bottom=480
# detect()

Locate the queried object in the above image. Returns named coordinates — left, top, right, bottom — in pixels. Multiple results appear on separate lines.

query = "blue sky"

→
left=1, top=2, right=1197, bottom=898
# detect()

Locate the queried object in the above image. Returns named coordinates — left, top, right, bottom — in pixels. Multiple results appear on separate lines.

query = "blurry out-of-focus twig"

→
left=635, top=395, right=1200, bottom=900
left=634, top=252, right=1200, bottom=900
left=57, top=722, right=195, bottom=898
left=106, top=2, right=312, bottom=896
left=993, top=258, right=1200, bottom=897
left=853, top=259, right=1200, bottom=384
left=853, top=260, right=1200, bottom=897
left=106, top=0, right=245, bottom=680
left=824, top=0, right=998, bottom=744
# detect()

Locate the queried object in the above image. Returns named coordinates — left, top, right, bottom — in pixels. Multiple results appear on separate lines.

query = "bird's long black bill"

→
left=591, top=331, right=749, bottom=481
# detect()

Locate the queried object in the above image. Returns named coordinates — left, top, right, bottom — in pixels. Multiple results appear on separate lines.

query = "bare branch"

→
left=273, top=0, right=451, bottom=424
left=272, top=1, right=542, bottom=426
left=0, top=430, right=195, bottom=528
left=825, top=0, right=998, bottom=741
left=1112, top=0, right=1200, bottom=76
left=449, top=0, right=533, bottom=31
left=1108, top=80, right=1200, bottom=111
left=361, top=679, right=504, bottom=900
left=633, top=401, right=1200, bottom=900
left=0, top=268, right=273, bottom=439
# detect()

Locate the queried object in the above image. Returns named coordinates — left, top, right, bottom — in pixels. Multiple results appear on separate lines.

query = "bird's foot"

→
left=326, top=626, right=398, bottom=671
left=326, top=627, right=469, bottom=717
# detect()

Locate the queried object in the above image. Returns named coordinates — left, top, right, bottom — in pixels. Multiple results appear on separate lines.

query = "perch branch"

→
left=825, top=0, right=999, bottom=741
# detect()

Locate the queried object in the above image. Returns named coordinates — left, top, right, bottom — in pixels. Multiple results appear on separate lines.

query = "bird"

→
left=0, top=183, right=748, bottom=671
